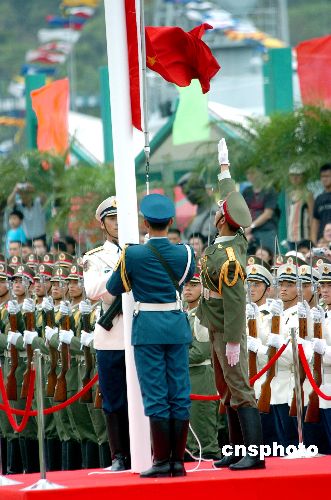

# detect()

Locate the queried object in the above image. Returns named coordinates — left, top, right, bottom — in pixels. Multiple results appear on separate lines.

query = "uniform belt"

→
left=202, top=287, right=222, bottom=300
left=134, top=302, right=181, bottom=313
left=190, top=360, right=212, bottom=367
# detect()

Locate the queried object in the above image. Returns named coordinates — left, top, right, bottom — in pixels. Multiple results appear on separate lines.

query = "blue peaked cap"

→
left=140, top=194, right=175, bottom=223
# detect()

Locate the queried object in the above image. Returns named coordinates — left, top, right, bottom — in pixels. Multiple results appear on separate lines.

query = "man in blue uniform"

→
left=106, top=193, right=195, bottom=478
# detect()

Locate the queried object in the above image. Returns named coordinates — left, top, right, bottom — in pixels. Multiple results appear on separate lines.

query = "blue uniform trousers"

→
left=96, top=350, right=128, bottom=414
left=134, top=344, right=191, bottom=420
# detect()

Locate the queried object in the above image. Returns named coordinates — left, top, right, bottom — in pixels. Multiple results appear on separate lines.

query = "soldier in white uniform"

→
left=82, top=197, right=130, bottom=471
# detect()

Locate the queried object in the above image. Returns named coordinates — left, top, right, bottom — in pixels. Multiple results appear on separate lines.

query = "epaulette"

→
left=84, top=246, right=103, bottom=256
left=113, top=245, right=131, bottom=292
left=218, top=246, right=245, bottom=295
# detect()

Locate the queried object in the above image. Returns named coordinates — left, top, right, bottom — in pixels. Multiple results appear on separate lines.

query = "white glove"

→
left=23, top=330, right=38, bottom=346
left=297, top=338, right=313, bottom=363
left=268, top=299, right=283, bottom=317
left=226, top=342, right=240, bottom=367
left=22, top=298, right=35, bottom=313
left=266, top=333, right=285, bottom=349
left=80, top=330, right=94, bottom=348
left=7, top=331, right=22, bottom=346
left=59, top=301, right=71, bottom=316
left=42, top=296, right=54, bottom=312
left=45, top=326, right=58, bottom=342
left=312, top=338, right=327, bottom=355
left=7, top=300, right=20, bottom=315
left=297, top=302, right=307, bottom=319
left=311, top=306, right=325, bottom=324
left=79, top=300, right=92, bottom=315
left=59, top=329, right=74, bottom=345
left=247, top=335, right=262, bottom=353
left=246, top=302, right=259, bottom=320
left=218, top=138, right=229, bottom=165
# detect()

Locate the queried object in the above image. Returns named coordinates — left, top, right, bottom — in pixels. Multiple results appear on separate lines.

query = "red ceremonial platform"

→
left=1, top=457, right=330, bottom=500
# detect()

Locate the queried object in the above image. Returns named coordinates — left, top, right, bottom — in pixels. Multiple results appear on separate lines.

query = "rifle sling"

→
left=147, top=242, right=180, bottom=293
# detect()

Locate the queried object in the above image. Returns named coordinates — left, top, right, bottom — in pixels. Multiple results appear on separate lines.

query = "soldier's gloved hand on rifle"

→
left=218, top=138, right=229, bottom=165
left=247, top=335, right=262, bottom=353
left=80, top=330, right=94, bottom=348
left=246, top=302, right=259, bottom=320
left=59, top=301, right=71, bottom=316
left=45, top=325, right=58, bottom=342
left=296, top=336, right=313, bottom=362
left=267, top=298, right=283, bottom=317
left=226, top=342, right=240, bottom=367
left=7, top=300, right=20, bottom=315
left=311, top=338, right=327, bottom=356
left=311, top=306, right=325, bottom=324
left=297, top=301, right=308, bottom=319
left=59, top=329, right=74, bottom=345
left=23, top=330, right=38, bottom=346
left=22, top=298, right=35, bottom=313
left=79, top=300, right=92, bottom=315
left=7, top=331, right=22, bottom=346
left=266, top=332, right=285, bottom=349
left=42, top=296, right=54, bottom=312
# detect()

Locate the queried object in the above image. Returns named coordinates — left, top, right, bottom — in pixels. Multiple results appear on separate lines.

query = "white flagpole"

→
left=103, top=0, right=151, bottom=473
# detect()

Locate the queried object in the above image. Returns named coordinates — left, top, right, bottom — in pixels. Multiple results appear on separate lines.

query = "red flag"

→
left=31, top=78, right=69, bottom=157
left=296, top=35, right=331, bottom=108
left=145, top=23, right=220, bottom=93
left=125, top=0, right=142, bottom=131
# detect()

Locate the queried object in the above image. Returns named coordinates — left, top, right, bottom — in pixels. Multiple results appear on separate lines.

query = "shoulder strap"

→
left=147, top=242, right=180, bottom=293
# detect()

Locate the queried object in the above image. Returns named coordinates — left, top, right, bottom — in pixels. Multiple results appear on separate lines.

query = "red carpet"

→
left=1, top=457, right=330, bottom=499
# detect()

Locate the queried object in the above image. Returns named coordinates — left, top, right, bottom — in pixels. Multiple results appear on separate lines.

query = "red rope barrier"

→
left=0, top=367, right=35, bottom=432
left=0, top=373, right=99, bottom=417
left=298, top=344, right=331, bottom=400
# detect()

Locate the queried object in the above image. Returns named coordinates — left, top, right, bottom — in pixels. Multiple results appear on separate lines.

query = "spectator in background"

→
left=286, top=163, right=313, bottom=250
left=322, top=223, right=331, bottom=246
left=188, top=232, right=205, bottom=259
left=51, top=240, right=67, bottom=253
left=65, top=235, right=77, bottom=256
left=8, top=241, right=21, bottom=257
left=312, top=164, right=331, bottom=244
left=6, top=210, right=26, bottom=250
left=7, top=182, right=46, bottom=241
left=297, top=239, right=313, bottom=257
left=22, top=241, right=33, bottom=259
left=168, top=228, right=182, bottom=244
left=33, top=237, right=47, bottom=257
left=255, top=246, right=273, bottom=267
left=242, top=167, right=278, bottom=250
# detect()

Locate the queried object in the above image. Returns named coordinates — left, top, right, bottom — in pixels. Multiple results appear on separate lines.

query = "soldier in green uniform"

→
left=183, top=270, right=221, bottom=460
left=197, top=139, right=265, bottom=470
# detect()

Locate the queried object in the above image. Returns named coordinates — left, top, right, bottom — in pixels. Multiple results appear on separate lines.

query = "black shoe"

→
left=140, top=418, right=171, bottom=478
left=170, top=419, right=189, bottom=477
left=214, top=407, right=243, bottom=468
left=105, top=409, right=131, bottom=470
left=229, top=407, right=265, bottom=471
left=6, top=438, right=23, bottom=474
left=111, top=454, right=130, bottom=471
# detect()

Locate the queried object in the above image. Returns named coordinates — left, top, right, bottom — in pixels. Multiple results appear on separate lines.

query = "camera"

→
left=312, top=247, right=327, bottom=256
left=17, top=182, right=28, bottom=190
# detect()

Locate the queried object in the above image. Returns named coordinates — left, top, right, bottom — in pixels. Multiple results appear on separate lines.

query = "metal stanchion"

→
left=22, top=349, right=65, bottom=490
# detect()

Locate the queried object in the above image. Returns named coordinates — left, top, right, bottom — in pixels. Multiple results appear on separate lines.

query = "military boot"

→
left=105, top=411, right=130, bottom=471
left=214, top=406, right=243, bottom=468
left=45, top=438, right=62, bottom=471
left=81, top=440, right=100, bottom=469
left=229, top=407, right=265, bottom=470
left=61, top=439, right=82, bottom=470
left=19, top=438, right=40, bottom=473
left=170, top=419, right=189, bottom=477
left=140, top=418, right=171, bottom=478
left=98, top=442, right=111, bottom=469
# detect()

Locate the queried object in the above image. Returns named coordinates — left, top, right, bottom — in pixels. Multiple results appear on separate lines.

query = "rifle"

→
left=247, top=281, right=258, bottom=380
left=5, top=275, right=19, bottom=401
left=94, top=384, right=102, bottom=409
left=20, top=278, right=35, bottom=399
left=257, top=241, right=281, bottom=413
left=305, top=266, right=322, bottom=423
left=41, top=275, right=58, bottom=398
left=79, top=275, right=93, bottom=403
left=289, top=249, right=307, bottom=417
left=53, top=281, right=70, bottom=402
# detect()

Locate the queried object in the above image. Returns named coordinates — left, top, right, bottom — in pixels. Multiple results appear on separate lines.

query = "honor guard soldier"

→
left=83, top=196, right=130, bottom=471
left=197, top=139, right=265, bottom=471
left=107, top=193, right=195, bottom=478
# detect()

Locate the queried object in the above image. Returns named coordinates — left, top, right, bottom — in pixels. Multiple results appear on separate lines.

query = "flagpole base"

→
left=21, top=479, right=66, bottom=490
left=0, top=475, right=23, bottom=486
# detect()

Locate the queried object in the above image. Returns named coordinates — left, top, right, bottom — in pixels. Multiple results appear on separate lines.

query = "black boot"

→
left=214, top=407, right=243, bottom=468
left=229, top=407, right=265, bottom=470
left=61, top=440, right=82, bottom=470
left=105, top=411, right=130, bottom=471
left=6, top=438, right=23, bottom=474
left=98, top=442, right=111, bottom=469
left=170, top=419, right=189, bottom=477
left=83, top=440, right=100, bottom=469
left=0, top=437, right=7, bottom=475
left=140, top=418, right=171, bottom=478
left=45, top=438, right=62, bottom=471
left=19, top=438, right=40, bottom=473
